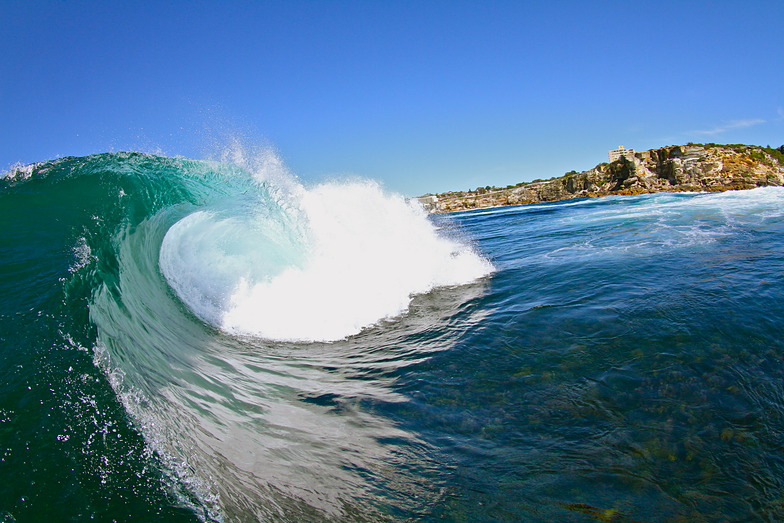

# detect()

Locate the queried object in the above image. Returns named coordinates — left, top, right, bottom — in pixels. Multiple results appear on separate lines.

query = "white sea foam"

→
left=69, top=236, right=96, bottom=273
left=2, top=161, right=37, bottom=180
left=160, top=149, right=493, bottom=342
left=224, top=180, right=492, bottom=341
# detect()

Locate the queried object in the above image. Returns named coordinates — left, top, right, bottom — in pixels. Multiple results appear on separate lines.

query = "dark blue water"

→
left=2, top=153, right=784, bottom=521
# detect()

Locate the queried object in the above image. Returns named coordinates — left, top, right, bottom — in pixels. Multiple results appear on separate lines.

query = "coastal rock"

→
left=423, top=144, right=784, bottom=213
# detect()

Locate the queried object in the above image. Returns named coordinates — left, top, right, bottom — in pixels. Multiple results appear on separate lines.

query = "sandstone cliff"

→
left=423, top=144, right=784, bottom=213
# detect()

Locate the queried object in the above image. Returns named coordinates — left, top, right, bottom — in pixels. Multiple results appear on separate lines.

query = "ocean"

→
left=2, top=151, right=784, bottom=521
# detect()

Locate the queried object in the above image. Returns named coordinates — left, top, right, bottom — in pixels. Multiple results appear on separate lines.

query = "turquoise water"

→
left=2, top=152, right=784, bottom=521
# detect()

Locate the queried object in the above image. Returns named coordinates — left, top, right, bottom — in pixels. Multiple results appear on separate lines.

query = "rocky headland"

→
left=419, top=143, right=784, bottom=213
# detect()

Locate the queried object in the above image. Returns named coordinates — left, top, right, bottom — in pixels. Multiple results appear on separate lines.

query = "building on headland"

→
left=608, top=145, right=636, bottom=162
left=415, top=194, right=439, bottom=212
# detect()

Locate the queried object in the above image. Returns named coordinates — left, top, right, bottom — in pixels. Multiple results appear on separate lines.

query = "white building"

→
left=416, top=195, right=438, bottom=205
left=415, top=195, right=439, bottom=212
left=608, top=145, right=636, bottom=162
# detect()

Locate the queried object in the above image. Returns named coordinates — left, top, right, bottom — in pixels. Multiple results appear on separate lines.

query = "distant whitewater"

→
left=3, top=151, right=784, bottom=521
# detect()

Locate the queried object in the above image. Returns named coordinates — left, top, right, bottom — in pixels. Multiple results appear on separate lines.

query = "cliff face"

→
left=427, top=144, right=784, bottom=213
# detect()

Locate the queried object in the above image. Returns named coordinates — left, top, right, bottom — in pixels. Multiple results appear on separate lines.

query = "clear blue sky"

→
left=2, top=1, right=782, bottom=195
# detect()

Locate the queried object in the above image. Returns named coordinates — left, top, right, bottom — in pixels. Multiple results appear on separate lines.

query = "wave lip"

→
left=161, top=179, right=493, bottom=343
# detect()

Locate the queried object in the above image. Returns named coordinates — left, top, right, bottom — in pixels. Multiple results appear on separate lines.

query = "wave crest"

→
left=160, top=158, right=492, bottom=342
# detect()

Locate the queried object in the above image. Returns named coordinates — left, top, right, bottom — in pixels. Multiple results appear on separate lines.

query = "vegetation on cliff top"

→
left=687, top=143, right=784, bottom=167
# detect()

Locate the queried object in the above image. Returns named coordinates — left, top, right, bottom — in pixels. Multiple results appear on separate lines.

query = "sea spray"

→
left=160, top=148, right=493, bottom=342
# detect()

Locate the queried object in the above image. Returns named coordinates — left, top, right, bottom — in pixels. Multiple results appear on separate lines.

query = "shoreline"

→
left=418, top=143, right=784, bottom=214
